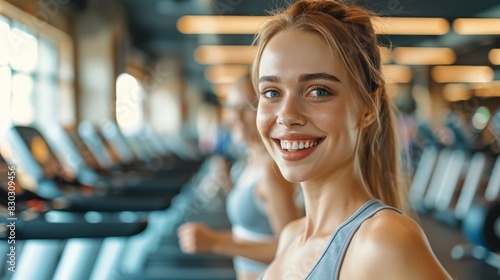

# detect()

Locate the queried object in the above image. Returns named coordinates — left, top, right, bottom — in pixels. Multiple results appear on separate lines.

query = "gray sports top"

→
left=259, top=199, right=401, bottom=279
left=226, top=160, right=274, bottom=272
left=226, top=161, right=273, bottom=237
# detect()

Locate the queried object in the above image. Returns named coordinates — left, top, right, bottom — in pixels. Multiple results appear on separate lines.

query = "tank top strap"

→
left=305, top=199, right=402, bottom=279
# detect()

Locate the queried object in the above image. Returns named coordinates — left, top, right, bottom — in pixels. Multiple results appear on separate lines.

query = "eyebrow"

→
left=258, top=75, right=280, bottom=84
left=258, top=72, right=341, bottom=84
left=299, top=73, right=341, bottom=83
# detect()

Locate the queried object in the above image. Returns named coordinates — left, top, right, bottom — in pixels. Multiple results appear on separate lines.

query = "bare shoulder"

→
left=276, top=217, right=305, bottom=254
left=360, top=209, right=423, bottom=243
left=347, top=210, right=452, bottom=280
left=282, top=216, right=306, bottom=236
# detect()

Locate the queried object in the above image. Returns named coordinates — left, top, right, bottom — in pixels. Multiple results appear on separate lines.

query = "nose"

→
left=276, top=95, right=306, bottom=127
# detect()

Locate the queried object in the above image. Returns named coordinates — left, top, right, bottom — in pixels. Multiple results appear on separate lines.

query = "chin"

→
left=277, top=164, right=309, bottom=183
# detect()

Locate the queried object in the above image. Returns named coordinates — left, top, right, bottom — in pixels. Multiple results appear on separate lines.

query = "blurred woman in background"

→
left=178, top=73, right=302, bottom=280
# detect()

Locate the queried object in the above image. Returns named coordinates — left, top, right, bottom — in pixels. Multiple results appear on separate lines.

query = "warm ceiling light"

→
left=372, top=17, right=450, bottom=35
left=382, top=65, right=413, bottom=84
left=472, top=81, right=500, bottom=97
left=177, top=16, right=270, bottom=34
left=379, top=46, right=392, bottom=64
left=431, top=66, right=494, bottom=83
left=393, top=47, right=456, bottom=65
left=489, top=49, right=500, bottom=65
left=205, top=65, right=249, bottom=84
left=212, top=83, right=234, bottom=98
left=443, top=82, right=500, bottom=99
left=453, top=18, right=500, bottom=35
left=195, top=45, right=256, bottom=65
left=179, top=15, right=451, bottom=35
left=442, top=84, right=471, bottom=102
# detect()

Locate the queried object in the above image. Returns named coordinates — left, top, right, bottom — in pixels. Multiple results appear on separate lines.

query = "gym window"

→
left=0, top=6, right=74, bottom=136
left=116, top=73, right=145, bottom=134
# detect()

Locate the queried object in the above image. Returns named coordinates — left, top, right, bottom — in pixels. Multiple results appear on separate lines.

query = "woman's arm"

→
left=177, top=222, right=278, bottom=263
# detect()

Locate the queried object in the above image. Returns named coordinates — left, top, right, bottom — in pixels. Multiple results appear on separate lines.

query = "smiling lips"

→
left=273, top=137, right=324, bottom=161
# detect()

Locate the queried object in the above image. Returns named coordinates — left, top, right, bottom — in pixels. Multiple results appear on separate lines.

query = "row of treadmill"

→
left=409, top=106, right=500, bottom=275
left=3, top=105, right=500, bottom=279
left=0, top=120, right=238, bottom=280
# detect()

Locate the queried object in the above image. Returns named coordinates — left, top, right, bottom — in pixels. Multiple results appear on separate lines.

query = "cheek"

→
left=256, top=104, right=274, bottom=137
left=315, top=111, right=333, bottom=126
left=316, top=105, right=358, bottom=141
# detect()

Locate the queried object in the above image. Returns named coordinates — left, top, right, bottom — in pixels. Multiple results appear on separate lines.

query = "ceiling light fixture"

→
left=205, top=65, right=250, bottom=84
left=453, top=18, right=500, bottom=35
left=382, top=65, right=413, bottom=84
left=431, top=66, right=494, bottom=83
left=212, top=83, right=233, bottom=98
left=379, top=46, right=392, bottom=64
left=179, top=15, right=450, bottom=35
left=393, top=47, right=456, bottom=65
left=489, top=49, right=500, bottom=65
left=177, top=16, right=269, bottom=34
left=372, top=17, right=450, bottom=35
left=195, top=45, right=256, bottom=64
left=472, top=81, right=500, bottom=97
left=442, top=84, right=471, bottom=102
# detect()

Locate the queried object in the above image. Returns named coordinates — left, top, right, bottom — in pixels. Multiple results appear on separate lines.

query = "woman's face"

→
left=224, top=80, right=260, bottom=145
left=256, top=29, right=363, bottom=183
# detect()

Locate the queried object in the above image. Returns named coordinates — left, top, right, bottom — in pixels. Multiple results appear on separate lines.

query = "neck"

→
left=300, top=164, right=372, bottom=240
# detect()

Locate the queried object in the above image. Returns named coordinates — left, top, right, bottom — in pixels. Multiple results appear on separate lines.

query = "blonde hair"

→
left=252, top=0, right=410, bottom=214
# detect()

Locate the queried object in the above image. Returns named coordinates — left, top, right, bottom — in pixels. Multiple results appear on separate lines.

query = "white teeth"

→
left=280, top=140, right=320, bottom=151
left=281, top=141, right=293, bottom=150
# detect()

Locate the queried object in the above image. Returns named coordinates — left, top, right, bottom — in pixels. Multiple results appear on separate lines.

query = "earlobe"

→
left=360, top=108, right=376, bottom=128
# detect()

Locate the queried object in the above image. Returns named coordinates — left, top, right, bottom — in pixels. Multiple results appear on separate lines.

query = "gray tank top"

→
left=226, top=167, right=273, bottom=237
left=259, top=199, right=401, bottom=280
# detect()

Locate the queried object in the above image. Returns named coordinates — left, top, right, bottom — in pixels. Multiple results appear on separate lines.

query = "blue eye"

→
left=307, top=87, right=333, bottom=101
left=262, top=90, right=280, bottom=99
left=310, top=88, right=329, bottom=97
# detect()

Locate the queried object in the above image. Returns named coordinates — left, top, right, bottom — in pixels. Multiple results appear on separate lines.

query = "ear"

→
left=359, top=106, right=376, bottom=128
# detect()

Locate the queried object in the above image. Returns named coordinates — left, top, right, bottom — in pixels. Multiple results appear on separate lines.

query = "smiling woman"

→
left=251, top=1, right=452, bottom=279
left=257, top=29, right=360, bottom=179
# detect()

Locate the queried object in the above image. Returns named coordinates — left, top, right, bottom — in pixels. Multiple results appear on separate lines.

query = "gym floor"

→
left=418, top=215, right=498, bottom=280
